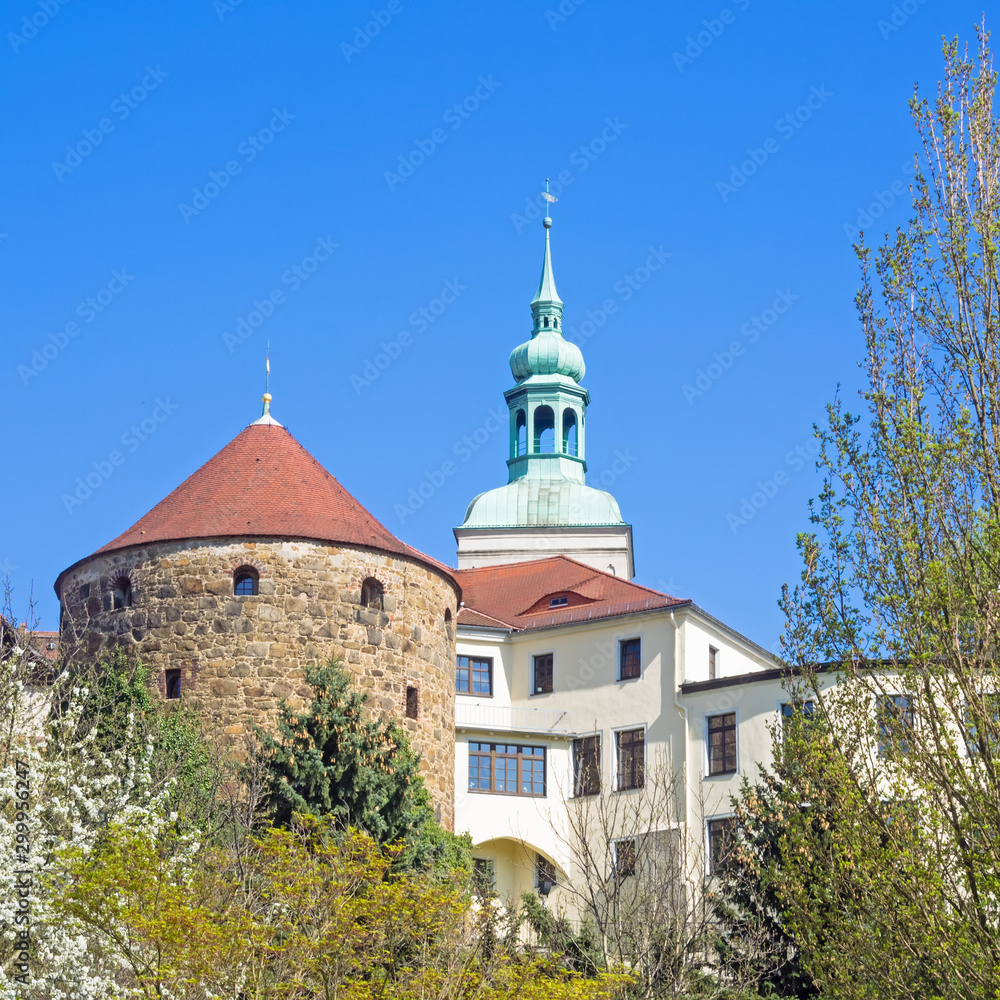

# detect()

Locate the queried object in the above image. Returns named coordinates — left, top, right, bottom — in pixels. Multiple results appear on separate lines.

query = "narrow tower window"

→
left=406, top=685, right=419, bottom=719
left=165, top=669, right=181, bottom=700
left=534, top=405, right=555, bottom=454
left=562, top=409, right=578, bottom=456
left=543, top=316, right=549, bottom=327
left=112, top=576, right=132, bottom=610
left=361, top=577, right=384, bottom=610
left=234, top=567, right=259, bottom=596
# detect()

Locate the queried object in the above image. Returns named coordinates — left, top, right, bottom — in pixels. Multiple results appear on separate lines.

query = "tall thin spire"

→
left=531, top=179, right=563, bottom=310
left=253, top=348, right=283, bottom=427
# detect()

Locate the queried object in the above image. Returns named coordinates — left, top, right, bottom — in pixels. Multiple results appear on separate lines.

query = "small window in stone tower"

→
left=361, top=578, right=384, bottom=610
left=234, top=567, right=259, bottom=596
left=112, top=577, right=132, bottom=610
left=406, top=685, right=419, bottom=719
left=165, top=669, right=181, bottom=700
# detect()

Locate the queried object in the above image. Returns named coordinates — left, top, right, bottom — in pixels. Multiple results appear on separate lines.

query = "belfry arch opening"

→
left=515, top=410, right=527, bottom=457
left=534, top=406, right=555, bottom=454
left=562, top=409, right=578, bottom=456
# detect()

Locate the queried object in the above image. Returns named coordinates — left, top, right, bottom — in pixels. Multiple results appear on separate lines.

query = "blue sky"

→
left=2, top=0, right=987, bottom=650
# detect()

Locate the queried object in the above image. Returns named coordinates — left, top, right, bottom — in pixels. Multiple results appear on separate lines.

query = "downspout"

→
left=670, top=607, right=688, bottom=826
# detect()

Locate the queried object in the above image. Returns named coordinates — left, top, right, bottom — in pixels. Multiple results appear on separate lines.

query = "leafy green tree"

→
left=253, top=659, right=436, bottom=854
left=767, top=25, right=1000, bottom=999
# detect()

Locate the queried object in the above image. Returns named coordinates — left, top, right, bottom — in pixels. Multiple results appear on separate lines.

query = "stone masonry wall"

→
left=57, top=537, right=460, bottom=830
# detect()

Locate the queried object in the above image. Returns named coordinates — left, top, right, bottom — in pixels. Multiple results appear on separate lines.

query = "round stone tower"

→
left=54, top=400, right=461, bottom=828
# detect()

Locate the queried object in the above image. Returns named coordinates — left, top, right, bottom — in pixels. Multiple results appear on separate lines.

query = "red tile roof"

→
left=455, top=556, right=689, bottom=631
left=55, top=423, right=456, bottom=595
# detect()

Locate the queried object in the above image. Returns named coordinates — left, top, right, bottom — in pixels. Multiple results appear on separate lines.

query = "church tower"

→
left=454, top=211, right=634, bottom=578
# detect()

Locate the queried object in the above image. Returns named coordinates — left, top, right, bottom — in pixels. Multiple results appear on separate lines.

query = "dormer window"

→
left=234, top=567, right=259, bottom=596
left=549, top=596, right=568, bottom=608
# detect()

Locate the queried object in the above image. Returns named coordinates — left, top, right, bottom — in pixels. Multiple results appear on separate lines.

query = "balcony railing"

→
left=455, top=702, right=571, bottom=735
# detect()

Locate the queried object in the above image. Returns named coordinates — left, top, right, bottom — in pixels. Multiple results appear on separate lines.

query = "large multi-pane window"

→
left=619, top=638, right=641, bottom=680
left=877, top=694, right=914, bottom=757
left=616, top=728, right=645, bottom=790
left=573, top=735, right=601, bottom=796
left=707, top=713, right=738, bottom=775
left=456, top=655, right=492, bottom=695
left=468, top=742, right=546, bottom=797
left=707, top=817, right=737, bottom=875
left=533, top=653, right=553, bottom=694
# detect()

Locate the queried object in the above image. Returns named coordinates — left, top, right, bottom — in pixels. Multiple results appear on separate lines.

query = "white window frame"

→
left=612, top=723, right=647, bottom=792
left=705, top=813, right=737, bottom=877
left=617, top=633, right=644, bottom=683
left=703, top=708, right=739, bottom=779
left=571, top=730, right=603, bottom=798
left=530, top=649, right=555, bottom=696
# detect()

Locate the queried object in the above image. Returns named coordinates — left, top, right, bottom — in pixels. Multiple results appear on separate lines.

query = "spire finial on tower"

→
left=532, top=180, right=562, bottom=315
left=252, top=347, right=283, bottom=427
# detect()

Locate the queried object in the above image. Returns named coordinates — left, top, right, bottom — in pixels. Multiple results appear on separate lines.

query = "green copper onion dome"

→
left=509, top=216, right=585, bottom=384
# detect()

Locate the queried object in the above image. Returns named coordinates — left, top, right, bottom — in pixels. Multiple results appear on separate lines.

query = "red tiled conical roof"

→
left=55, top=423, right=456, bottom=594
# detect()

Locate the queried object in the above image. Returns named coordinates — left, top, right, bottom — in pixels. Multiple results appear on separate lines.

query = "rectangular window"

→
left=472, top=858, right=495, bottom=897
left=532, top=653, right=553, bottom=695
left=573, top=734, right=601, bottom=797
left=709, top=645, right=718, bottom=680
left=614, top=838, right=637, bottom=878
left=536, top=852, right=557, bottom=889
left=456, top=655, right=492, bottom=695
left=707, top=713, right=737, bottom=775
left=780, top=700, right=815, bottom=739
left=468, top=742, right=546, bottom=797
left=707, top=817, right=737, bottom=875
left=877, top=694, right=913, bottom=757
left=405, top=685, right=419, bottom=720
left=619, top=638, right=641, bottom=680
left=616, top=727, right=645, bottom=790
left=165, top=669, right=181, bottom=700
left=965, top=693, right=1000, bottom=756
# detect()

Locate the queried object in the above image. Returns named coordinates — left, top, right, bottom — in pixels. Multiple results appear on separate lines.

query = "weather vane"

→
left=542, top=177, right=557, bottom=212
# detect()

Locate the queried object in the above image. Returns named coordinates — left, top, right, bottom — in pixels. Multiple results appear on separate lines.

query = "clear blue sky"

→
left=2, top=0, right=987, bottom=650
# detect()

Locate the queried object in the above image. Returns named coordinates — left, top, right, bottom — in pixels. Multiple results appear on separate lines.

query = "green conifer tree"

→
left=254, top=659, right=433, bottom=849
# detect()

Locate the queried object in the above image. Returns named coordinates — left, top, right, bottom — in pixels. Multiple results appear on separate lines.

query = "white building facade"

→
left=449, top=214, right=793, bottom=916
